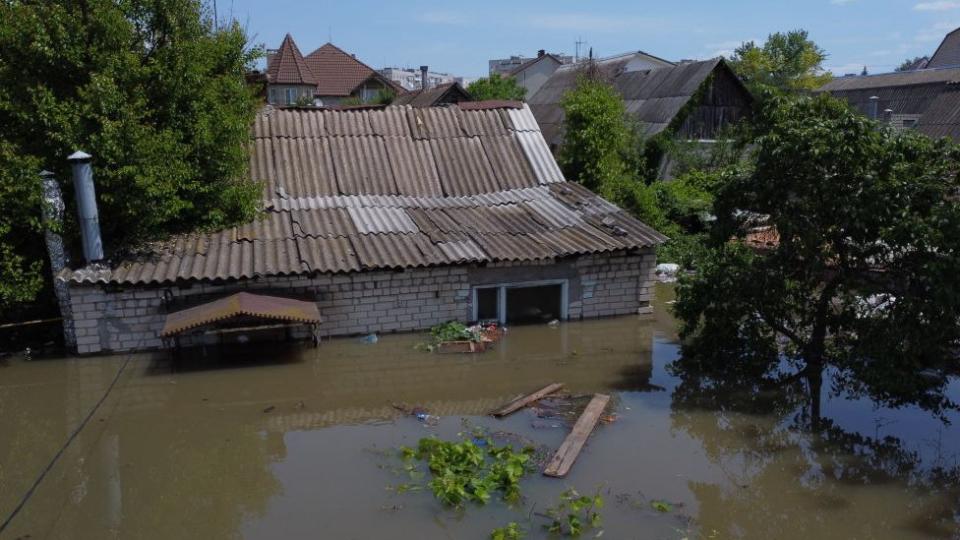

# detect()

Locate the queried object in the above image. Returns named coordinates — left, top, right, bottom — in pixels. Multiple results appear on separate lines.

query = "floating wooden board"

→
left=543, top=393, right=610, bottom=478
left=490, top=383, right=565, bottom=418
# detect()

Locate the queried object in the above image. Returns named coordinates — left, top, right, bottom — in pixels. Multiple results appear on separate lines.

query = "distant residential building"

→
left=489, top=51, right=573, bottom=76
left=380, top=66, right=459, bottom=91
left=265, top=34, right=403, bottom=106
left=391, top=82, right=471, bottom=107
left=506, top=51, right=570, bottom=99
left=816, top=26, right=960, bottom=141
left=529, top=50, right=724, bottom=148
left=528, top=52, right=753, bottom=178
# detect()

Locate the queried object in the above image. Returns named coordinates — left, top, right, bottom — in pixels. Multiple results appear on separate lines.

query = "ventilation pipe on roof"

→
left=40, top=170, right=76, bottom=348
left=67, top=150, right=104, bottom=264
left=883, top=108, right=894, bottom=124
left=868, top=96, right=880, bottom=120
left=538, top=49, right=546, bottom=58
left=420, top=65, right=429, bottom=90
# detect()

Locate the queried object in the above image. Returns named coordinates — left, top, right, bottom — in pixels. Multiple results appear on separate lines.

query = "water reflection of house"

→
left=59, top=104, right=666, bottom=354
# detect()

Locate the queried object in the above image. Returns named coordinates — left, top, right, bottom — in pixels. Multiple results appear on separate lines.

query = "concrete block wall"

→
left=65, top=248, right=656, bottom=354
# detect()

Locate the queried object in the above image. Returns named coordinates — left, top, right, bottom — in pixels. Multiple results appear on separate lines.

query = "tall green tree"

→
left=728, top=30, right=832, bottom=95
left=674, top=94, right=960, bottom=425
left=466, top=74, right=526, bottom=101
left=557, top=77, right=660, bottom=227
left=0, top=0, right=261, bottom=310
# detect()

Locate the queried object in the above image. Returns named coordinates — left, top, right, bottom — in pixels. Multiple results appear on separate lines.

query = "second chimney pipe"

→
left=67, top=150, right=104, bottom=263
left=868, top=95, right=879, bottom=120
left=420, top=65, right=429, bottom=90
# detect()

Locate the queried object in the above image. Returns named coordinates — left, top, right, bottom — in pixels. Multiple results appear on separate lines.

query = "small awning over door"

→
left=160, top=292, right=321, bottom=337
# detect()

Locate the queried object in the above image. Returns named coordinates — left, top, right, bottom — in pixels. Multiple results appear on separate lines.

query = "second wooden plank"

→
left=543, top=393, right=610, bottom=478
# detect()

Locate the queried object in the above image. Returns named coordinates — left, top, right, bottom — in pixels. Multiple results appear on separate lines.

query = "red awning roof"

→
left=160, top=292, right=321, bottom=337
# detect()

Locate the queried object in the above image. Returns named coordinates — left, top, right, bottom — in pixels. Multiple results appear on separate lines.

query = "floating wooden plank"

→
left=543, top=393, right=610, bottom=478
left=490, top=383, right=564, bottom=417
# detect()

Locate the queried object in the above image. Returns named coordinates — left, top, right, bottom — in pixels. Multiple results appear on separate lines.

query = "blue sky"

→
left=224, top=0, right=960, bottom=77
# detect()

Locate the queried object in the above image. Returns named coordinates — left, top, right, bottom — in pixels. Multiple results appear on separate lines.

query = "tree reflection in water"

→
left=668, top=356, right=960, bottom=538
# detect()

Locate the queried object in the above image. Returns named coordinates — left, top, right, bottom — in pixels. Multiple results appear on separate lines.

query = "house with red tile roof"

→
left=265, top=35, right=403, bottom=106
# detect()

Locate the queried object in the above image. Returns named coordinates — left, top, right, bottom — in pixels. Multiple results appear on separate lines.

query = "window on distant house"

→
left=285, top=88, right=295, bottom=105
left=902, top=118, right=917, bottom=129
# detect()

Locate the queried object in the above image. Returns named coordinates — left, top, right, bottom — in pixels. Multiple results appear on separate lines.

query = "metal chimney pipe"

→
left=40, top=170, right=76, bottom=348
left=868, top=96, right=879, bottom=120
left=420, top=65, right=429, bottom=90
left=67, top=150, right=104, bottom=263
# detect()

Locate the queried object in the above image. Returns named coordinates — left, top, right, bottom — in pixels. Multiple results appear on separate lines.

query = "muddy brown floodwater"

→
left=1, top=285, right=958, bottom=539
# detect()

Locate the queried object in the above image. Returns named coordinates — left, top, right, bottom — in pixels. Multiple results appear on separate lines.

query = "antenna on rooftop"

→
left=328, top=26, right=332, bottom=43
left=575, top=37, right=587, bottom=62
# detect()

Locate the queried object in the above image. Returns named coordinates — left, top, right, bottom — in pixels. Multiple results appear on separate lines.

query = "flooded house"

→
left=56, top=102, right=667, bottom=354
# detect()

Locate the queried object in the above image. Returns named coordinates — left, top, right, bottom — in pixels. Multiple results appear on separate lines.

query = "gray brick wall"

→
left=64, top=248, right=656, bottom=354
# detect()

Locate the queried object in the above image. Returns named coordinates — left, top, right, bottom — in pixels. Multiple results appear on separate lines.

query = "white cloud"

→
left=914, top=1, right=960, bottom=10
left=529, top=13, right=661, bottom=32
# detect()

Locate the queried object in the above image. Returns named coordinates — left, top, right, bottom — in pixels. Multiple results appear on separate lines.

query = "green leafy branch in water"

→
left=543, top=488, right=603, bottom=537
left=490, top=521, right=525, bottom=540
left=400, top=437, right=534, bottom=508
left=431, top=321, right=481, bottom=343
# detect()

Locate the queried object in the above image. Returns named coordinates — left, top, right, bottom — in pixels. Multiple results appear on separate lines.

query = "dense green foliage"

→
left=402, top=437, right=533, bottom=507
left=728, top=30, right=832, bottom=95
left=557, top=78, right=661, bottom=226
left=467, top=74, right=526, bottom=101
left=557, top=76, right=723, bottom=265
left=674, top=94, right=960, bottom=421
left=0, top=144, right=44, bottom=309
left=0, top=0, right=261, bottom=310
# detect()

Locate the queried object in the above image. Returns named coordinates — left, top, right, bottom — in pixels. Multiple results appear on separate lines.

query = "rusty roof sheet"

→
left=160, top=292, right=321, bottom=337
left=63, top=103, right=667, bottom=285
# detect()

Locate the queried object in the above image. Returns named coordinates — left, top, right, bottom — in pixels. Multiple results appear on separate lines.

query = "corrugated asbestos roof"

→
left=528, top=57, right=729, bottom=146
left=62, top=104, right=667, bottom=285
left=160, top=292, right=322, bottom=336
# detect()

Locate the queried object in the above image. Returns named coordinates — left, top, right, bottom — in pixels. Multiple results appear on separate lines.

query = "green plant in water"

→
left=650, top=499, right=673, bottom=513
left=400, top=437, right=533, bottom=508
left=490, top=521, right=525, bottom=540
left=544, top=488, right=603, bottom=537
left=428, top=321, right=482, bottom=344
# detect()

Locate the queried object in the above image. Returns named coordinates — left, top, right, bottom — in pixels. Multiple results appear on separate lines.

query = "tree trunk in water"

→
left=806, top=366, right=823, bottom=431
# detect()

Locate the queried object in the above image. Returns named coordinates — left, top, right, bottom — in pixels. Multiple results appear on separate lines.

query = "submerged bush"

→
left=401, top=437, right=534, bottom=508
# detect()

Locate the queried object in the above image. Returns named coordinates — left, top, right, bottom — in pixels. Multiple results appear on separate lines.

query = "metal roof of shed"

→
left=62, top=104, right=666, bottom=285
left=160, top=292, right=321, bottom=337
